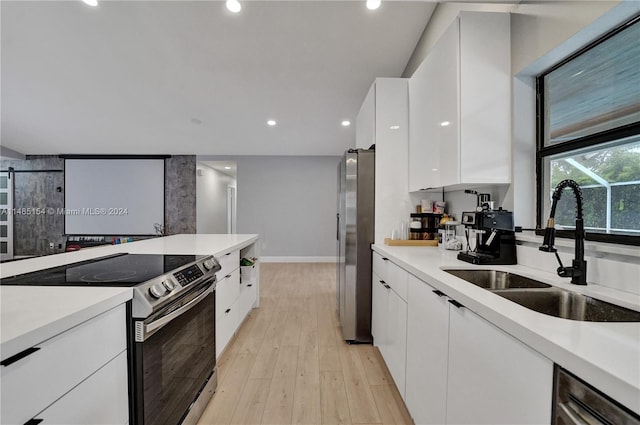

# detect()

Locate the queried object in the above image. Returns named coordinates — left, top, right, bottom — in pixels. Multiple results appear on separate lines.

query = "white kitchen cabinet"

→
left=215, top=247, right=259, bottom=358
left=446, top=303, right=553, bottom=424
left=36, top=351, right=129, bottom=424
left=408, top=11, right=511, bottom=191
left=406, top=274, right=449, bottom=425
left=356, top=79, right=411, bottom=244
left=1, top=304, right=128, bottom=425
left=402, top=268, right=553, bottom=424
left=371, top=263, right=408, bottom=398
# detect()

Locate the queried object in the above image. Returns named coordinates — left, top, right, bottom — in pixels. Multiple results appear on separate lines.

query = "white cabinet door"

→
left=371, top=273, right=387, bottom=350
left=409, top=51, right=441, bottom=191
left=446, top=304, right=553, bottom=424
left=385, top=288, right=408, bottom=399
left=408, top=12, right=510, bottom=190
left=36, top=351, right=129, bottom=425
left=406, top=275, right=449, bottom=425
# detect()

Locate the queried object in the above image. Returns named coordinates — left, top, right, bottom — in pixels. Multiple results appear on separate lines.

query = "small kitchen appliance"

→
left=457, top=208, right=517, bottom=265
left=1, top=253, right=221, bottom=425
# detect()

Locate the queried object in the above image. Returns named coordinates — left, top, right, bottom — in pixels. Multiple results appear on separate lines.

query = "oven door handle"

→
left=137, top=280, right=215, bottom=342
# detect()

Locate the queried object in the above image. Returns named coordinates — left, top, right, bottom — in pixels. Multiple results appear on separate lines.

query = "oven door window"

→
left=135, top=291, right=215, bottom=425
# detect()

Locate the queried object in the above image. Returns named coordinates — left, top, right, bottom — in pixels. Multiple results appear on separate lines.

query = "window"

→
left=537, top=15, right=640, bottom=245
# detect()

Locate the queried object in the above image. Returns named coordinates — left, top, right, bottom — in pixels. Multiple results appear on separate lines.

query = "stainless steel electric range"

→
left=1, top=252, right=222, bottom=425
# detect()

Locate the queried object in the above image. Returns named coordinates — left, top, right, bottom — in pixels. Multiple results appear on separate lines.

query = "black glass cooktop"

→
left=0, top=253, right=200, bottom=287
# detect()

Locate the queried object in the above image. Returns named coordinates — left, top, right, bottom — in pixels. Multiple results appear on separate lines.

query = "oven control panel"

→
left=174, top=265, right=204, bottom=287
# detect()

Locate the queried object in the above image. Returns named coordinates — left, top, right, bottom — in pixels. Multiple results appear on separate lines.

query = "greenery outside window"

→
left=537, top=15, right=640, bottom=245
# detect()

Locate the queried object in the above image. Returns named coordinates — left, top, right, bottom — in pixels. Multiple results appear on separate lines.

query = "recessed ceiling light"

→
left=82, top=0, right=98, bottom=6
left=432, top=168, right=438, bottom=172
left=440, top=121, right=450, bottom=127
left=389, top=125, right=400, bottom=130
left=267, top=119, right=277, bottom=126
left=341, top=120, right=351, bottom=127
left=224, top=166, right=231, bottom=170
left=226, top=0, right=241, bottom=13
left=366, top=0, right=381, bottom=10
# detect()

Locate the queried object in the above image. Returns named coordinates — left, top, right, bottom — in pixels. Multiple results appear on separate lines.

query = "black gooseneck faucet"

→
left=539, top=179, right=588, bottom=285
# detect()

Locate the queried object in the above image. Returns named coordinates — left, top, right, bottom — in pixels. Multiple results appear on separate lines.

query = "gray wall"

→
left=200, top=155, right=341, bottom=258
left=164, top=156, right=197, bottom=235
left=196, top=163, right=236, bottom=234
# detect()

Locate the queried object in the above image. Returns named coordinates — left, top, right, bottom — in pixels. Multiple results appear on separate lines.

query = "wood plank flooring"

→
left=198, top=263, right=414, bottom=425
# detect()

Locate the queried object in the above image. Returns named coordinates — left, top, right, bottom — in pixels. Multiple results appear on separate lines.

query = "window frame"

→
left=535, top=14, right=640, bottom=247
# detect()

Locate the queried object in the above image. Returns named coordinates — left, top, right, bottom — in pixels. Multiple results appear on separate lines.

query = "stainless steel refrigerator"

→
left=336, top=148, right=374, bottom=343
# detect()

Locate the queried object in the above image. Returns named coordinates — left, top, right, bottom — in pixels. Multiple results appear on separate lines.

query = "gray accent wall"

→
left=198, top=155, right=341, bottom=258
left=164, top=156, right=197, bottom=235
left=0, top=155, right=65, bottom=256
left=196, top=163, right=236, bottom=234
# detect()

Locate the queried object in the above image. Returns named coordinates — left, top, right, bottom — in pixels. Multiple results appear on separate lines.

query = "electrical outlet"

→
left=49, top=242, right=54, bottom=249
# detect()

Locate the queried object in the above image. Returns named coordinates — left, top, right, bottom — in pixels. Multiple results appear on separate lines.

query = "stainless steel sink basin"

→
left=443, top=269, right=552, bottom=289
left=443, top=268, right=640, bottom=322
left=493, top=289, right=640, bottom=322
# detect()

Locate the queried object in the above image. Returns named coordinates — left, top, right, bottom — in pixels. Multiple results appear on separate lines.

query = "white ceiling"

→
left=1, top=0, right=436, bottom=157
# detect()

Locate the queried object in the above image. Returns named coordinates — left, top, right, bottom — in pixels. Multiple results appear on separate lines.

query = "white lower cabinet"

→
left=215, top=249, right=259, bottom=358
left=406, top=275, right=449, bottom=425
left=371, top=271, right=407, bottom=398
left=37, top=350, right=129, bottom=424
left=396, top=264, right=553, bottom=425
left=446, top=304, right=553, bottom=424
left=1, top=304, right=128, bottom=425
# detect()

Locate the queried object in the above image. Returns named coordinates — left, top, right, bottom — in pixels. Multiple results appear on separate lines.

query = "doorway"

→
left=195, top=161, right=237, bottom=234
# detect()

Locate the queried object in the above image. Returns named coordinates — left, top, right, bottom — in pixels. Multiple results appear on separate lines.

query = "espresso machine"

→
left=457, top=208, right=517, bottom=265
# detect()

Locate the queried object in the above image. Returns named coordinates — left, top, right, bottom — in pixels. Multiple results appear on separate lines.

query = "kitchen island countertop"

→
left=372, top=244, right=640, bottom=416
left=0, top=234, right=259, bottom=362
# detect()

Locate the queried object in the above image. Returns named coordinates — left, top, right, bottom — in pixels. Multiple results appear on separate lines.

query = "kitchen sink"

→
left=493, top=289, right=640, bottom=322
left=443, top=269, right=640, bottom=322
left=443, top=269, right=552, bottom=290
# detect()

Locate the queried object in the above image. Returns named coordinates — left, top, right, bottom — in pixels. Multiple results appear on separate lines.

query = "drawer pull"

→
left=382, top=257, right=389, bottom=261
left=24, top=419, right=44, bottom=425
left=448, top=299, right=464, bottom=309
left=247, top=284, right=253, bottom=287
left=226, top=274, right=231, bottom=279
left=432, top=290, right=446, bottom=297
left=1, top=347, right=41, bottom=367
left=225, top=252, right=231, bottom=256
left=225, top=308, right=231, bottom=314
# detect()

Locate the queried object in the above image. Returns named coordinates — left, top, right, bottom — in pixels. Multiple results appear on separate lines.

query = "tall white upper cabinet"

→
left=408, top=12, right=511, bottom=191
left=356, top=78, right=411, bottom=244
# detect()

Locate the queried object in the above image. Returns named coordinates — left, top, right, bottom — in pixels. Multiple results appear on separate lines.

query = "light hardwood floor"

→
left=198, top=262, right=414, bottom=425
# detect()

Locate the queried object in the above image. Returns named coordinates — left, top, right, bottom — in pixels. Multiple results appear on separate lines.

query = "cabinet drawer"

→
left=1, top=304, right=127, bottom=425
left=372, top=252, right=388, bottom=282
left=216, top=302, right=239, bottom=358
left=217, top=250, right=240, bottom=278
left=239, top=280, right=257, bottom=319
left=216, top=268, right=240, bottom=317
left=387, top=261, right=408, bottom=302
left=35, top=351, right=129, bottom=425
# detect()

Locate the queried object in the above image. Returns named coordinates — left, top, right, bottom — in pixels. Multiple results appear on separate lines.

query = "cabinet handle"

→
left=225, top=308, right=231, bottom=314
left=448, top=299, right=464, bottom=309
left=1, top=347, right=41, bottom=367
left=225, top=253, right=231, bottom=256
left=432, top=290, right=446, bottom=298
left=247, top=284, right=253, bottom=287
left=380, top=280, right=391, bottom=289
left=225, top=274, right=231, bottom=279
left=24, top=419, right=44, bottom=425
left=382, top=257, right=389, bottom=261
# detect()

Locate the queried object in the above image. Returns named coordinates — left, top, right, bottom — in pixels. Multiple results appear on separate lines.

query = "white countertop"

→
left=0, top=234, right=258, bottom=362
left=0, top=286, right=132, bottom=360
left=372, top=244, right=640, bottom=415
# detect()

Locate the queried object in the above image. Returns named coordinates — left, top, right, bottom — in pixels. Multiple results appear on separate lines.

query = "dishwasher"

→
left=553, top=366, right=640, bottom=425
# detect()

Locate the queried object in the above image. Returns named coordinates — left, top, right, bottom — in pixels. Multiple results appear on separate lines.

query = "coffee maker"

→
left=457, top=208, right=517, bottom=265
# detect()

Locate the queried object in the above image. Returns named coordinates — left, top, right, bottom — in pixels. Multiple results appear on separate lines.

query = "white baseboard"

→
left=260, top=256, right=336, bottom=263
